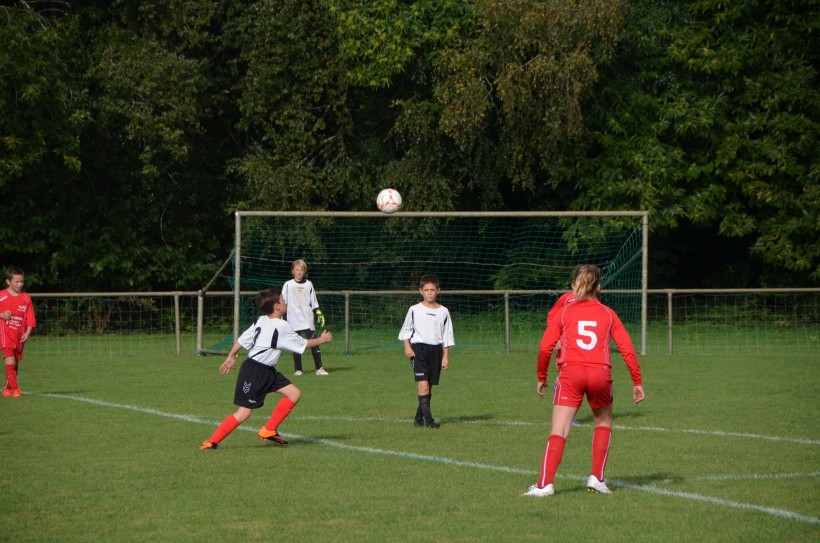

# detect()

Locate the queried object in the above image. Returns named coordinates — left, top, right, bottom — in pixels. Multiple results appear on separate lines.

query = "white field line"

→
left=32, top=392, right=820, bottom=526
left=297, top=415, right=820, bottom=446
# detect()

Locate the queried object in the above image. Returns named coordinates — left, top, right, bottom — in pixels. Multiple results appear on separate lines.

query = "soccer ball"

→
left=376, top=188, right=402, bottom=214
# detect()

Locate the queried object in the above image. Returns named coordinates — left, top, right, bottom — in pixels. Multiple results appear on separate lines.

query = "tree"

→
left=0, top=4, right=89, bottom=286
left=576, top=0, right=819, bottom=284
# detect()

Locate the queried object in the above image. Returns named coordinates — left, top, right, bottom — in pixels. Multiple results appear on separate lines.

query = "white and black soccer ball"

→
left=376, top=188, right=402, bottom=214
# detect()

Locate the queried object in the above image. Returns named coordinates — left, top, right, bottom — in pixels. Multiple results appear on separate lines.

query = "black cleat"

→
left=425, top=421, right=440, bottom=429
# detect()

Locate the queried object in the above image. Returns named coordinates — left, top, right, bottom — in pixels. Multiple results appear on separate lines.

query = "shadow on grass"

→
left=614, top=472, right=685, bottom=486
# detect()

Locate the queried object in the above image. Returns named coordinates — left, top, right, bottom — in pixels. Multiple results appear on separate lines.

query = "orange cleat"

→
left=200, top=440, right=219, bottom=450
left=2, top=388, right=11, bottom=397
left=257, top=427, right=288, bottom=446
left=11, top=389, right=21, bottom=397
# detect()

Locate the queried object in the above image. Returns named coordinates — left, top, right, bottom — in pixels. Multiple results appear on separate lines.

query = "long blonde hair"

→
left=571, top=264, right=601, bottom=300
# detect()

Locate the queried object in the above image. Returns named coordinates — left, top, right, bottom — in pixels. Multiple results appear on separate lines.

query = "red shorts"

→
left=2, top=332, right=25, bottom=362
left=2, top=343, right=25, bottom=362
left=553, top=364, right=613, bottom=409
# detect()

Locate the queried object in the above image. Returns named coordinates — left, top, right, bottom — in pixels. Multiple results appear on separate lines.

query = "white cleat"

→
left=522, top=484, right=554, bottom=497
left=315, top=368, right=329, bottom=376
left=586, top=475, right=612, bottom=494
left=293, top=371, right=303, bottom=376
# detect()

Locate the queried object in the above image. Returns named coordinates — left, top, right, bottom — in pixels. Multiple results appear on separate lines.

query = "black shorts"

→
left=233, top=358, right=292, bottom=409
left=410, top=343, right=443, bottom=385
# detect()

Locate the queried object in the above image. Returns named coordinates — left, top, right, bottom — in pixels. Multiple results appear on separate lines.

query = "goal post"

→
left=229, top=211, right=649, bottom=355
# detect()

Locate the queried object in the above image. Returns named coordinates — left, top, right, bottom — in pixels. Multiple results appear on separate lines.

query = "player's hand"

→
left=536, top=380, right=547, bottom=398
left=315, top=310, right=325, bottom=328
left=442, top=357, right=449, bottom=370
left=319, top=329, right=333, bottom=343
left=0, top=310, right=10, bottom=320
left=632, top=385, right=645, bottom=404
left=404, top=346, right=415, bottom=359
left=220, top=355, right=237, bottom=375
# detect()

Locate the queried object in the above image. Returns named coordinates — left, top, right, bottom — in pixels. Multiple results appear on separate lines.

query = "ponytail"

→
left=571, top=264, right=601, bottom=300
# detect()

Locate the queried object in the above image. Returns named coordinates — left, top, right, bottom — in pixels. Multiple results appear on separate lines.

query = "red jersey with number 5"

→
left=537, top=298, right=641, bottom=386
left=0, top=289, right=36, bottom=348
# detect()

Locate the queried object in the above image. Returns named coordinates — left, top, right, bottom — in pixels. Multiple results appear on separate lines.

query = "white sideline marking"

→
left=32, top=393, right=820, bottom=526
left=297, top=415, right=820, bottom=446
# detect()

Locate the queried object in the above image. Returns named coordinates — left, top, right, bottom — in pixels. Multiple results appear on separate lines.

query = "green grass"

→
left=1, top=342, right=819, bottom=542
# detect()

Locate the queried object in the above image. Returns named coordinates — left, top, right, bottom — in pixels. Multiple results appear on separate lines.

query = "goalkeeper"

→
left=282, top=259, right=329, bottom=376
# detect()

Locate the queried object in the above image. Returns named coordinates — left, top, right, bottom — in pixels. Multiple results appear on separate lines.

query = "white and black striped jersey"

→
left=398, top=303, right=455, bottom=347
left=237, top=315, right=308, bottom=367
left=282, top=278, right=319, bottom=331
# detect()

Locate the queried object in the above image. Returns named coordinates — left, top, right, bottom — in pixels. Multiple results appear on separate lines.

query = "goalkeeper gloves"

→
left=314, top=309, right=325, bottom=328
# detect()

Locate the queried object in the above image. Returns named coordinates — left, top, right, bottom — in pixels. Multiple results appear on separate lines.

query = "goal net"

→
left=212, top=211, right=647, bottom=355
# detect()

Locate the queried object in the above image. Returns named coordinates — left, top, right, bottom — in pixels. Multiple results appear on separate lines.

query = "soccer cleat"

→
left=11, top=389, right=21, bottom=398
left=414, top=417, right=424, bottom=427
left=425, top=420, right=440, bottom=429
left=522, top=484, right=555, bottom=497
left=200, top=440, right=219, bottom=450
left=293, top=370, right=303, bottom=376
left=586, top=475, right=612, bottom=494
left=572, top=418, right=580, bottom=427
left=258, top=427, right=288, bottom=446
left=2, top=388, right=11, bottom=397
left=315, top=368, right=329, bottom=376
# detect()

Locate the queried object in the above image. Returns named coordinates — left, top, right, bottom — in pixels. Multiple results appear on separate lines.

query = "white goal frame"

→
left=233, top=211, right=649, bottom=354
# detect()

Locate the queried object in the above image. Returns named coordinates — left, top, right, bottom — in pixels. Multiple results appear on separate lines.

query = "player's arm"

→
left=441, top=346, right=449, bottom=369
left=306, top=329, right=332, bottom=348
left=0, top=310, right=11, bottom=320
left=20, top=325, right=33, bottom=343
left=536, top=323, right=561, bottom=396
left=220, top=341, right=243, bottom=374
left=610, top=314, right=645, bottom=403
left=403, top=339, right=415, bottom=359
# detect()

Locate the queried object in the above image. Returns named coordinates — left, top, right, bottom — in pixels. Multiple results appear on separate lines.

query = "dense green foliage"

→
left=1, top=0, right=816, bottom=290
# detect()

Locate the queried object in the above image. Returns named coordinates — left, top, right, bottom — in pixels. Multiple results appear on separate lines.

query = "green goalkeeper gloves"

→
left=315, top=310, right=325, bottom=328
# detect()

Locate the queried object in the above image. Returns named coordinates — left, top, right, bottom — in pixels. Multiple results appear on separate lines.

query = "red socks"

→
left=208, top=414, right=241, bottom=445
left=5, top=365, right=19, bottom=391
left=264, top=397, right=296, bottom=432
left=537, top=435, right=566, bottom=487
left=591, top=426, right=612, bottom=480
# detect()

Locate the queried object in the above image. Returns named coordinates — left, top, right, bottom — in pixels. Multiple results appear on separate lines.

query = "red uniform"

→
left=537, top=298, right=641, bottom=407
left=0, top=288, right=36, bottom=361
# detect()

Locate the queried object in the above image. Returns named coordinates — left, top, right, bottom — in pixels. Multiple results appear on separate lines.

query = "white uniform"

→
left=282, top=278, right=319, bottom=331
left=237, top=315, right=308, bottom=367
left=398, top=303, right=455, bottom=347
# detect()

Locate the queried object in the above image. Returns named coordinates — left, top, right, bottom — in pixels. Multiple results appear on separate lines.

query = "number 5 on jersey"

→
left=577, top=321, right=598, bottom=350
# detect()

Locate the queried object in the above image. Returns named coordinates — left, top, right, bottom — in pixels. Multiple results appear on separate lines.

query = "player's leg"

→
left=4, top=350, right=20, bottom=397
left=586, top=369, right=614, bottom=493
left=201, top=406, right=252, bottom=450
left=292, top=330, right=306, bottom=375
left=259, top=381, right=301, bottom=446
left=307, top=329, right=327, bottom=374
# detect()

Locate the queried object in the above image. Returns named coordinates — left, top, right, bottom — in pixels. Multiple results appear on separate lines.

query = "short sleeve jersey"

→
left=282, top=279, right=319, bottom=331
left=398, top=303, right=455, bottom=348
left=238, top=315, right=308, bottom=367
left=537, top=298, right=641, bottom=385
left=0, top=289, right=36, bottom=346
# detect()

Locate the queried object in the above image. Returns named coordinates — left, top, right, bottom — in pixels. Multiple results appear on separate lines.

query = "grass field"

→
left=1, top=339, right=818, bottom=542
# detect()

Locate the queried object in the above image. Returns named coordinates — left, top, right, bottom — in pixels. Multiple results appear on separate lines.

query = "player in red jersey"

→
left=547, top=275, right=580, bottom=426
left=1, top=267, right=37, bottom=397
left=524, top=264, right=644, bottom=497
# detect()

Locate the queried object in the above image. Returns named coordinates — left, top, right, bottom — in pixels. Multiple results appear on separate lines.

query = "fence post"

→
left=174, top=294, right=181, bottom=356
left=667, top=291, right=673, bottom=355
left=504, top=292, right=510, bottom=354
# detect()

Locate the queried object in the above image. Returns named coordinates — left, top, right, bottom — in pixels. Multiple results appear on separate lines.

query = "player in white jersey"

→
left=282, top=259, right=327, bottom=376
left=200, top=288, right=333, bottom=450
left=398, top=274, right=455, bottom=429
